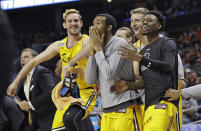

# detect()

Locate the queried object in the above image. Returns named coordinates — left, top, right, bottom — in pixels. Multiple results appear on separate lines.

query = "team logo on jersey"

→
left=141, top=52, right=151, bottom=72
left=144, top=52, right=150, bottom=58
left=60, top=43, right=64, bottom=47
left=141, top=65, right=148, bottom=72
left=136, top=47, right=140, bottom=52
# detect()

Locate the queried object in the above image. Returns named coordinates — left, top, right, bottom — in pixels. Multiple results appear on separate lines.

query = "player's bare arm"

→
left=7, top=41, right=60, bottom=97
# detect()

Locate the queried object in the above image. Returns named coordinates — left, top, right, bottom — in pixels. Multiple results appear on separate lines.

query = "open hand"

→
left=89, top=26, right=104, bottom=52
left=118, top=43, right=142, bottom=62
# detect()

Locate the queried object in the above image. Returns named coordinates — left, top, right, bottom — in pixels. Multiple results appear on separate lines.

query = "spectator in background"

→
left=182, top=97, right=199, bottom=124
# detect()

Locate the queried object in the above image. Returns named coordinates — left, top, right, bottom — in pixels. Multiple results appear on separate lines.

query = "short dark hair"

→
left=145, top=11, right=165, bottom=31
left=22, top=48, right=38, bottom=57
left=96, top=13, right=117, bottom=34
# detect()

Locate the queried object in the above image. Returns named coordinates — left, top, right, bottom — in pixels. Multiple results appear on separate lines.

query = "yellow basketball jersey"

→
left=136, top=40, right=141, bottom=53
left=59, top=34, right=94, bottom=89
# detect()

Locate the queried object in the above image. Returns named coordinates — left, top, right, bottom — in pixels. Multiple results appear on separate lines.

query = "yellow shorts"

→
left=171, top=98, right=182, bottom=131
left=177, top=79, right=183, bottom=130
left=139, top=104, right=145, bottom=129
left=143, top=100, right=178, bottom=131
left=51, top=88, right=96, bottom=130
left=178, top=97, right=182, bottom=130
left=101, top=104, right=143, bottom=131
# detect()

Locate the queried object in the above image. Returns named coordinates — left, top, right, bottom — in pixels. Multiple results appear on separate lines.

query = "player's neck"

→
left=139, top=35, right=148, bottom=46
left=103, top=33, right=112, bottom=46
left=67, top=33, right=82, bottom=48
left=147, top=34, right=159, bottom=45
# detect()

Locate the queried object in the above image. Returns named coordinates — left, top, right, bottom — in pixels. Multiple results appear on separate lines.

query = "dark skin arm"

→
left=110, top=75, right=144, bottom=94
left=118, top=44, right=142, bottom=62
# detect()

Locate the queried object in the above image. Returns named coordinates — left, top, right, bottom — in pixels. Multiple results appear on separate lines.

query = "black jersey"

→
left=139, top=37, right=178, bottom=110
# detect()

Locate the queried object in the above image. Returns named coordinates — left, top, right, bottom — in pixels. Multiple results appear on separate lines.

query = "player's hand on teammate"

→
left=118, top=43, right=142, bottom=62
left=165, top=89, right=181, bottom=101
left=89, top=26, right=104, bottom=52
left=7, top=81, right=18, bottom=97
left=110, top=80, right=128, bottom=94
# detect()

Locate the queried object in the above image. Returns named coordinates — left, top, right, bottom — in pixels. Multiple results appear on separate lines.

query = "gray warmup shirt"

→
left=85, top=36, right=141, bottom=112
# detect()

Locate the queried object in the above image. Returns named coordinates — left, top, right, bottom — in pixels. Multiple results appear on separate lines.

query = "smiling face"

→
left=130, top=13, right=144, bottom=38
left=142, top=14, right=161, bottom=35
left=63, top=13, right=83, bottom=36
left=93, top=16, right=107, bottom=36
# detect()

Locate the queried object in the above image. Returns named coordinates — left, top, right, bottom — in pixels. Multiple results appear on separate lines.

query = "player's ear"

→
left=128, top=36, right=132, bottom=43
left=107, top=25, right=112, bottom=32
left=80, top=20, right=83, bottom=28
left=157, top=23, right=162, bottom=30
left=63, top=22, right=67, bottom=29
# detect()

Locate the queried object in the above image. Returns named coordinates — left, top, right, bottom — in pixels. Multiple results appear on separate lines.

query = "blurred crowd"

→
left=150, top=0, right=201, bottom=18
left=175, top=25, right=201, bottom=124
left=109, top=0, right=201, bottom=23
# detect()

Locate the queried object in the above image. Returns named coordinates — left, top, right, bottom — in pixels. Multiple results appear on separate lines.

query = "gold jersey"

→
left=59, top=34, right=95, bottom=89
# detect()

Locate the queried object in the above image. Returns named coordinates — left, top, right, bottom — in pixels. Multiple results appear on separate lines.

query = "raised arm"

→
left=7, top=41, right=60, bottom=97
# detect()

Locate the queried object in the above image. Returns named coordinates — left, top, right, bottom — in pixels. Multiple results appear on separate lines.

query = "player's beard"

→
left=144, top=30, right=159, bottom=36
left=103, top=27, right=108, bottom=44
left=68, top=26, right=81, bottom=36
left=68, top=30, right=80, bottom=36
